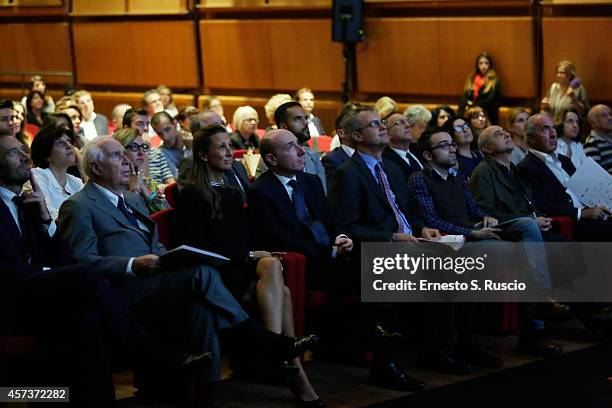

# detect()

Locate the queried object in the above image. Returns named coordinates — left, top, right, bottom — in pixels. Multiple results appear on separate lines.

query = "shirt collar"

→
left=529, top=148, right=558, bottom=165
left=92, top=182, right=123, bottom=207
left=357, top=151, right=380, bottom=172
left=273, top=173, right=297, bottom=187
left=0, top=185, right=18, bottom=203
left=84, top=111, right=97, bottom=123
left=340, top=144, right=355, bottom=157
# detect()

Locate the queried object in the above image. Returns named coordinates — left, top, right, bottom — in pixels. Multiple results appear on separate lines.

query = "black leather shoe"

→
left=455, top=346, right=503, bottom=369
left=369, top=361, right=426, bottom=392
left=517, top=331, right=562, bottom=357
left=284, top=334, right=320, bottom=361
left=416, top=350, right=471, bottom=375
left=294, top=395, right=326, bottom=408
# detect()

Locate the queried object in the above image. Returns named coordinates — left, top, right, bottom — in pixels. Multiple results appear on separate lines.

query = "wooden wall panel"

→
left=268, top=20, right=344, bottom=92
left=200, top=20, right=273, bottom=90
left=0, top=23, right=71, bottom=85
left=438, top=17, right=535, bottom=99
left=357, top=18, right=442, bottom=95
left=71, top=0, right=125, bottom=15
left=542, top=17, right=612, bottom=102
left=73, top=21, right=199, bottom=88
left=128, top=0, right=189, bottom=14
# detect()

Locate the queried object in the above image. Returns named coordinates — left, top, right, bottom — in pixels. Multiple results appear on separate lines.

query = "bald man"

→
left=584, top=104, right=612, bottom=174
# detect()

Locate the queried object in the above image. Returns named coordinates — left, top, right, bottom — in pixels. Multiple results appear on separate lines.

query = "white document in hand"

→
left=418, top=235, right=466, bottom=252
left=160, top=245, right=231, bottom=267
left=566, top=158, right=612, bottom=208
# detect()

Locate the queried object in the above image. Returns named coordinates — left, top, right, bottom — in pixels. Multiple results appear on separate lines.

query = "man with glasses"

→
left=382, top=112, right=424, bottom=181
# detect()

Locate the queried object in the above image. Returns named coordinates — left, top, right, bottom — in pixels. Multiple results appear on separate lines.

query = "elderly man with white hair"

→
left=584, top=104, right=612, bottom=174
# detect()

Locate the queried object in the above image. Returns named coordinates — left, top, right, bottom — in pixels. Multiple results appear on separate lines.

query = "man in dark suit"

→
left=248, top=128, right=426, bottom=391
left=516, top=113, right=612, bottom=241
left=321, top=104, right=356, bottom=184
left=0, top=134, right=209, bottom=406
left=58, top=136, right=316, bottom=392
left=381, top=112, right=423, bottom=181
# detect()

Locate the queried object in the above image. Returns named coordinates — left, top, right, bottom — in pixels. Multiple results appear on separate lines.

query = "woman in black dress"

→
left=176, top=124, right=323, bottom=407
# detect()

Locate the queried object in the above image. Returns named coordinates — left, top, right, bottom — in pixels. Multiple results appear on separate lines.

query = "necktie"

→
left=12, top=195, right=32, bottom=262
left=374, top=163, right=412, bottom=234
left=288, top=179, right=330, bottom=246
left=117, top=196, right=139, bottom=228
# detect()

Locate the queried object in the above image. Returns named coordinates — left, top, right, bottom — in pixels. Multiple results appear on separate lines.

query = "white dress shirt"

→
left=556, top=138, right=588, bottom=169
left=390, top=146, right=424, bottom=170
left=81, top=112, right=99, bottom=142
left=529, top=149, right=584, bottom=220
left=0, top=185, right=56, bottom=238
left=30, top=167, right=84, bottom=221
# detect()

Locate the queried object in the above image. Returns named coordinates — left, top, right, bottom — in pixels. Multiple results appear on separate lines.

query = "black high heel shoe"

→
left=290, top=384, right=326, bottom=408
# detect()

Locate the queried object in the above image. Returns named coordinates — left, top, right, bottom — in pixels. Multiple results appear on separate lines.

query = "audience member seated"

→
left=142, top=89, right=165, bottom=140
left=58, top=136, right=319, bottom=401
left=428, top=105, right=456, bottom=130
left=231, top=106, right=261, bottom=150
left=584, top=104, right=612, bottom=174
left=72, top=90, right=109, bottom=141
left=151, top=111, right=189, bottom=179
left=28, top=126, right=83, bottom=221
left=374, top=96, right=398, bottom=121
left=181, top=110, right=250, bottom=198
left=506, top=107, right=530, bottom=164
left=541, top=60, right=589, bottom=125
left=255, top=102, right=327, bottom=192
left=555, top=110, right=587, bottom=169
left=0, top=101, right=27, bottom=148
left=0, top=133, right=210, bottom=406
left=157, top=84, right=178, bottom=118
left=176, top=106, right=199, bottom=148
left=109, top=103, right=132, bottom=136
left=382, top=112, right=424, bottom=180
left=404, top=105, right=431, bottom=141
left=11, top=101, right=32, bottom=148
left=123, top=109, right=175, bottom=187
left=295, top=87, right=326, bottom=137
left=113, top=128, right=168, bottom=213
left=410, top=128, right=561, bottom=357
left=25, top=91, right=49, bottom=128
left=55, top=101, right=84, bottom=147
left=322, top=104, right=359, bottom=183
left=203, top=96, right=233, bottom=133
left=264, top=93, right=292, bottom=131
left=464, top=105, right=489, bottom=143
left=177, top=124, right=323, bottom=407
left=444, top=116, right=483, bottom=178
left=516, top=113, right=612, bottom=241
left=20, top=75, right=55, bottom=113
left=458, top=52, right=500, bottom=124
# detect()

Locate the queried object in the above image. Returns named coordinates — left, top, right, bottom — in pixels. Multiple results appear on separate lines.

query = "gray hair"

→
left=477, top=126, right=500, bottom=153
left=525, top=113, right=549, bottom=138
left=404, top=105, right=432, bottom=125
left=232, top=105, right=258, bottom=131
left=111, top=103, right=132, bottom=122
left=80, top=136, right=111, bottom=179
left=264, top=94, right=292, bottom=123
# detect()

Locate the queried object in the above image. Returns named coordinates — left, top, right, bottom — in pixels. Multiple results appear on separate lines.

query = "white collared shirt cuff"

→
left=43, top=220, right=57, bottom=238
left=577, top=208, right=582, bottom=221
left=126, top=257, right=135, bottom=276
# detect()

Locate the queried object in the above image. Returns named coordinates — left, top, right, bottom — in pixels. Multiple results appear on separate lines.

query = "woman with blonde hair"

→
left=264, top=94, right=292, bottom=130
left=506, top=107, right=530, bottom=164
left=374, top=96, right=398, bottom=120
left=541, top=60, right=589, bottom=124
left=230, top=105, right=260, bottom=150
left=112, top=128, right=168, bottom=212
left=459, top=52, right=500, bottom=124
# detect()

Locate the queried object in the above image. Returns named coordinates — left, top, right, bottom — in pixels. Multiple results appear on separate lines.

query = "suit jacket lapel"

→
left=352, top=153, right=389, bottom=209
left=85, top=183, right=150, bottom=242
left=0, top=198, right=28, bottom=257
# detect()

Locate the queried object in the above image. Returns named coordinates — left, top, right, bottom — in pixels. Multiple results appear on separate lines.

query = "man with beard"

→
left=255, top=102, right=327, bottom=192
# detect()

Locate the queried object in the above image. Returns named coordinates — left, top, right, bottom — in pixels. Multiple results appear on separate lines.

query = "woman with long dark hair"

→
left=459, top=52, right=500, bottom=124
left=26, top=90, right=49, bottom=128
left=176, top=124, right=323, bottom=407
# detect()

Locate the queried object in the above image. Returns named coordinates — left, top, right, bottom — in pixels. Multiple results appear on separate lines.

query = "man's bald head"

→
left=260, top=129, right=305, bottom=175
left=190, top=110, right=224, bottom=135
left=478, top=125, right=514, bottom=156
left=587, top=104, right=612, bottom=135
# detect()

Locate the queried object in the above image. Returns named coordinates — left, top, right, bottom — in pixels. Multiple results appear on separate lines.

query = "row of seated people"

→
left=1, top=97, right=612, bottom=407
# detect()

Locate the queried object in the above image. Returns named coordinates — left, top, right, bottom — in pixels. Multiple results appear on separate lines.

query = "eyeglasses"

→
left=125, top=143, right=150, bottom=152
left=244, top=118, right=259, bottom=124
left=387, top=118, right=414, bottom=130
left=453, top=124, right=471, bottom=133
left=431, top=141, right=457, bottom=151
left=357, top=119, right=387, bottom=132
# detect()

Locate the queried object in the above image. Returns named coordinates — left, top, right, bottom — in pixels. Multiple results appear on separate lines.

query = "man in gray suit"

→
left=255, top=102, right=327, bottom=193
left=58, top=136, right=316, bottom=392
